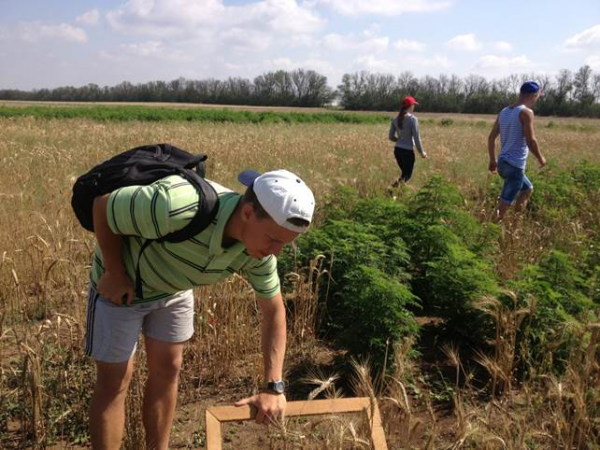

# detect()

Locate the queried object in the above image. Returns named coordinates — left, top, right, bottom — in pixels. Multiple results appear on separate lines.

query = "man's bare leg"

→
left=90, top=358, right=134, bottom=450
left=142, top=337, right=185, bottom=450
left=495, top=199, right=512, bottom=222
left=514, top=189, right=533, bottom=214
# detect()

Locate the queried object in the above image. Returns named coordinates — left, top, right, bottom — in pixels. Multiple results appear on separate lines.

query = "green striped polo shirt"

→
left=89, top=175, right=281, bottom=304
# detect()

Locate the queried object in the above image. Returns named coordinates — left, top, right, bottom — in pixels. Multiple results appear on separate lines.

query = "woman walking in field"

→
left=388, top=96, right=428, bottom=190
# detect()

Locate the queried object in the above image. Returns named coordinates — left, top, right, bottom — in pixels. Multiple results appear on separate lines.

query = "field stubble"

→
left=0, top=115, right=599, bottom=448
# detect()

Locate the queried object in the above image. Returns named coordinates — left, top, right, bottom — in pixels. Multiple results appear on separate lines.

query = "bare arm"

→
left=520, top=109, right=546, bottom=167
left=93, top=194, right=134, bottom=305
left=235, top=292, right=287, bottom=424
left=258, top=293, right=286, bottom=383
left=487, top=117, right=500, bottom=173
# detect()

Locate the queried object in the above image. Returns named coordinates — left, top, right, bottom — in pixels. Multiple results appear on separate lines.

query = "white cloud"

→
left=76, top=9, right=100, bottom=26
left=94, top=0, right=328, bottom=84
left=265, top=57, right=336, bottom=73
left=288, top=34, right=317, bottom=47
left=322, top=34, right=345, bottom=50
left=414, top=54, right=451, bottom=69
left=353, top=54, right=391, bottom=71
left=98, top=50, right=121, bottom=63
left=106, top=0, right=324, bottom=43
left=235, top=0, right=323, bottom=34
left=353, top=53, right=451, bottom=73
left=471, top=54, right=533, bottom=76
left=585, top=55, right=600, bottom=70
left=493, top=41, right=512, bottom=52
left=394, top=39, right=426, bottom=52
left=266, top=58, right=295, bottom=70
left=101, top=40, right=192, bottom=62
left=122, top=41, right=165, bottom=57
left=564, top=24, right=600, bottom=50
left=107, top=0, right=225, bottom=34
left=220, top=28, right=271, bottom=52
left=224, top=62, right=243, bottom=71
left=318, top=0, right=451, bottom=16
left=17, top=22, right=88, bottom=43
left=446, top=33, right=482, bottom=52
left=324, top=32, right=389, bottom=53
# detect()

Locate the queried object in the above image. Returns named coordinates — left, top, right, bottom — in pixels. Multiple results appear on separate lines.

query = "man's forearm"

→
left=528, top=139, right=544, bottom=162
left=488, top=119, right=500, bottom=163
left=488, top=139, right=496, bottom=162
left=93, top=194, right=125, bottom=273
left=235, top=294, right=287, bottom=422
left=260, top=295, right=287, bottom=382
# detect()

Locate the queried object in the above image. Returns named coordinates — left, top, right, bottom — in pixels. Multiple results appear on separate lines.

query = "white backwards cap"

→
left=238, top=169, right=315, bottom=233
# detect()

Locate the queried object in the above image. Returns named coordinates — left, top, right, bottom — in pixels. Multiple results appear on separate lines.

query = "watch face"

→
left=269, top=380, right=285, bottom=394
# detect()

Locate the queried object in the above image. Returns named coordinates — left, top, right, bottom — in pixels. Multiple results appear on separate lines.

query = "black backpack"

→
left=72, top=143, right=220, bottom=299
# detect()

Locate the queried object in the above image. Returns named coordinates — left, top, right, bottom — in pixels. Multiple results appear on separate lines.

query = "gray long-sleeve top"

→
left=389, top=114, right=425, bottom=155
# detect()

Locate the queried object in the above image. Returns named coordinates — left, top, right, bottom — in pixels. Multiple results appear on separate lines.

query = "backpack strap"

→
left=133, top=168, right=220, bottom=300
left=160, top=168, right=219, bottom=243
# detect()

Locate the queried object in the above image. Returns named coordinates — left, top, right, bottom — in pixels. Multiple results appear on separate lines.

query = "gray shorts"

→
left=84, top=285, right=194, bottom=363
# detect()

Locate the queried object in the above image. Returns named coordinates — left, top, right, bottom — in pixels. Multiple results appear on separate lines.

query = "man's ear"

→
left=240, top=202, right=255, bottom=223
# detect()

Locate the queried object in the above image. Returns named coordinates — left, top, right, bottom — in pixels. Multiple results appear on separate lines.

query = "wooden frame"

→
left=205, top=397, right=388, bottom=449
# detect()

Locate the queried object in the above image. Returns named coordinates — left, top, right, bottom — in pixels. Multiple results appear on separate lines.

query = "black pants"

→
left=394, top=147, right=416, bottom=182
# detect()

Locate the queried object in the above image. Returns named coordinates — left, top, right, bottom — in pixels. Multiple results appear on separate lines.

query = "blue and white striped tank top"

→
left=498, top=105, right=528, bottom=169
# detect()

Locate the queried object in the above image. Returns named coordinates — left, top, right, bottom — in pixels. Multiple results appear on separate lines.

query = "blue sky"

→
left=1, top=0, right=599, bottom=89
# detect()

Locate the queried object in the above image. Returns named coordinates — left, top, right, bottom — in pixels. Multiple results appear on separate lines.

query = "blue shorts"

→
left=497, top=159, right=533, bottom=204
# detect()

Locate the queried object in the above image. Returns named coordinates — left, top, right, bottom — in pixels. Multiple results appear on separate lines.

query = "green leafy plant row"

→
left=280, top=165, right=599, bottom=374
left=0, top=105, right=390, bottom=124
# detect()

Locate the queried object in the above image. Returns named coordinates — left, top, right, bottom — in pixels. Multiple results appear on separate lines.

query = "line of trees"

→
left=0, top=69, right=335, bottom=108
left=1, top=65, right=600, bottom=117
left=338, top=65, right=600, bottom=117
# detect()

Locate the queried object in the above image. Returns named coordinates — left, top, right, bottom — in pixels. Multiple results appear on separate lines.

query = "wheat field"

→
left=1, top=112, right=599, bottom=449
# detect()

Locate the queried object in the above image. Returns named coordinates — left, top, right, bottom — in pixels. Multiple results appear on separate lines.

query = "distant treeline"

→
left=1, top=65, right=600, bottom=117
left=339, top=66, right=600, bottom=117
left=0, top=69, right=335, bottom=108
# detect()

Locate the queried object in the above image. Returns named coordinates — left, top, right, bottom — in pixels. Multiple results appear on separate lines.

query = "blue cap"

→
left=520, top=81, right=540, bottom=94
left=238, top=169, right=262, bottom=187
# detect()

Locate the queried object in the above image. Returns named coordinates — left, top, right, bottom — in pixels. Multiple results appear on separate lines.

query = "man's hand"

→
left=235, top=392, right=286, bottom=426
left=421, top=152, right=429, bottom=159
left=97, top=270, right=135, bottom=306
left=488, top=159, right=498, bottom=173
left=538, top=155, right=547, bottom=168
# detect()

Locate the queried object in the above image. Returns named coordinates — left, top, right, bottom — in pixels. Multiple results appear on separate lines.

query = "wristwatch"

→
left=263, top=380, right=286, bottom=394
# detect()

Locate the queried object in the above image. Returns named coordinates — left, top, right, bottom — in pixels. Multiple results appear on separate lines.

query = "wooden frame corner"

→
left=205, top=397, right=388, bottom=449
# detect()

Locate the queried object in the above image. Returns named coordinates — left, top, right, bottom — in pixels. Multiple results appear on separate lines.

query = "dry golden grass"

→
left=0, top=113, right=599, bottom=448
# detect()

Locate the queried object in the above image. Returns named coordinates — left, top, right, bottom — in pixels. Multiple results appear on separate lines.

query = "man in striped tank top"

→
left=487, top=81, right=547, bottom=221
left=86, top=169, right=315, bottom=449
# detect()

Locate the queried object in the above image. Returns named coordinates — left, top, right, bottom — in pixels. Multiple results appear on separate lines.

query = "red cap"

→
left=402, top=96, right=419, bottom=107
